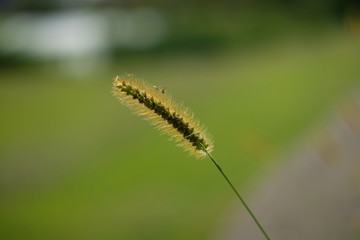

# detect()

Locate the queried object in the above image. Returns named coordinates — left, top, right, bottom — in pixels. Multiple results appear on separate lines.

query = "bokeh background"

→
left=1, top=0, right=360, bottom=239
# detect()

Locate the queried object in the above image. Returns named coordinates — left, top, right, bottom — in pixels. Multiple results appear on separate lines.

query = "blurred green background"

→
left=0, top=0, right=360, bottom=239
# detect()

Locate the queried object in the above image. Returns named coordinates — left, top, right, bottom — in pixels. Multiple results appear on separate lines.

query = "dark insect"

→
left=153, top=85, right=167, bottom=94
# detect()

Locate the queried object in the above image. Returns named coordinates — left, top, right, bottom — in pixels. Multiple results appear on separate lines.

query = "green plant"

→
left=113, top=74, right=270, bottom=239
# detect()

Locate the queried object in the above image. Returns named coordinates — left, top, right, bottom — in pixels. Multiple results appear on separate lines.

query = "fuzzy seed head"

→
left=113, top=74, right=213, bottom=158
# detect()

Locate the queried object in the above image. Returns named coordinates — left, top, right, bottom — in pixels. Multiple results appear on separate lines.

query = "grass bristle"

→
left=113, top=74, right=213, bottom=158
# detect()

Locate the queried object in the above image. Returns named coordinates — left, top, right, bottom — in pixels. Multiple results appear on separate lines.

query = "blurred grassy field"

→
left=0, top=31, right=360, bottom=240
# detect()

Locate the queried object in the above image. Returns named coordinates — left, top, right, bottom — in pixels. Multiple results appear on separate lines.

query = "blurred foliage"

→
left=1, top=0, right=359, bottom=61
left=1, top=0, right=360, bottom=239
left=0, top=29, right=360, bottom=239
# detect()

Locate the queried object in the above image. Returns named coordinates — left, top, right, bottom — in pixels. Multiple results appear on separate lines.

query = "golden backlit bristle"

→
left=113, top=74, right=213, bottom=158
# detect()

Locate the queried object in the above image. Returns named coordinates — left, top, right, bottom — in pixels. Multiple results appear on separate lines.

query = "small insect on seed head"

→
left=153, top=85, right=167, bottom=94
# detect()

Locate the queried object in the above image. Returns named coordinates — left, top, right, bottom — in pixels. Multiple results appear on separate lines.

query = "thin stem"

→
left=205, top=150, right=271, bottom=240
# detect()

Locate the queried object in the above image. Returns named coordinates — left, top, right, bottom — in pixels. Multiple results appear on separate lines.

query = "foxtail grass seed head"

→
left=113, top=74, right=213, bottom=158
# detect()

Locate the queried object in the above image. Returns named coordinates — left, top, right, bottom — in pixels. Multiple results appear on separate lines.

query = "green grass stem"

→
left=205, top=150, right=271, bottom=240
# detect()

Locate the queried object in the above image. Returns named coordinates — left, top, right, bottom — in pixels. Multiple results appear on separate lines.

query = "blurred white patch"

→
left=0, top=11, right=108, bottom=58
left=0, top=8, right=166, bottom=59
